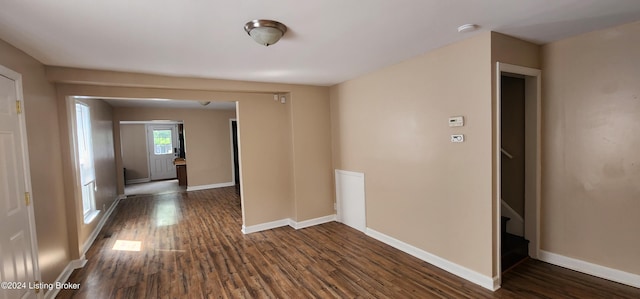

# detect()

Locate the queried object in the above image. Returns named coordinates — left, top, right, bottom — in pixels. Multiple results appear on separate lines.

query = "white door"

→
left=147, top=124, right=177, bottom=180
left=335, top=170, right=366, bottom=232
left=0, top=66, right=39, bottom=299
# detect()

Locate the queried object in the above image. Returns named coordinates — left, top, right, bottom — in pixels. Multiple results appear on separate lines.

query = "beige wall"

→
left=541, top=21, right=640, bottom=275
left=330, top=33, right=494, bottom=276
left=47, top=69, right=333, bottom=230
left=0, top=39, right=70, bottom=284
left=75, top=99, right=118, bottom=250
left=290, top=89, right=334, bottom=221
left=120, top=124, right=148, bottom=180
left=114, top=107, right=237, bottom=188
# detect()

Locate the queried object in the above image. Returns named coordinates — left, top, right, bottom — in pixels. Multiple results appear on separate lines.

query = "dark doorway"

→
left=501, top=75, right=529, bottom=272
left=231, top=120, right=240, bottom=196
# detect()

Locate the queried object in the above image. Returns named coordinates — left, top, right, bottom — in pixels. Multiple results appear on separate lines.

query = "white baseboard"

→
left=43, top=258, right=87, bottom=299
left=187, top=181, right=235, bottom=191
left=242, top=214, right=337, bottom=234
left=242, top=218, right=290, bottom=234
left=365, top=228, right=497, bottom=291
left=81, top=195, right=122, bottom=256
left=539, top=250, right=640, bottom=288
left=126, top=178, right=150, bottom=184
left=290, top=215, right=337, bottom=230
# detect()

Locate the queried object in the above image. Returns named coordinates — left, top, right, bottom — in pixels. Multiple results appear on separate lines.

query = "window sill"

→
left=83, top=210, right=101, bottom=224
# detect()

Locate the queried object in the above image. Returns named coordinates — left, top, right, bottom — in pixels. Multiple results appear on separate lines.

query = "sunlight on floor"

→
left=155, top=199, right=178, bottom=226
left=112, top=240, right=142, bottom=251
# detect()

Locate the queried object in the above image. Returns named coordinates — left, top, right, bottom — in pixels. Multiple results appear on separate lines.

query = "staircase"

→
left=501, top=216, right=529, bottom=272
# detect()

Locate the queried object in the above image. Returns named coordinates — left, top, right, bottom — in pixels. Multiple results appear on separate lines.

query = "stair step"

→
left=502, top=232, right=529, bottom=272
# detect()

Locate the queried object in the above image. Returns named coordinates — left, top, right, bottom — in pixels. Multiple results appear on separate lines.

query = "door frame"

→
left=0, top=64, right=41, bottom=289
left=496, top=62, right=541, bottom=276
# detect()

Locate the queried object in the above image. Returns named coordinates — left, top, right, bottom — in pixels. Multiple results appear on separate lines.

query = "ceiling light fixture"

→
left=457, top=24, right=479, bottom=33
left=244, top=19, right=287, bottom=46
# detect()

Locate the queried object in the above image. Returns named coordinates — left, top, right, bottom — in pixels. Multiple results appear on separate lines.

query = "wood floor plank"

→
left=56, top=187, right=640, bottom=298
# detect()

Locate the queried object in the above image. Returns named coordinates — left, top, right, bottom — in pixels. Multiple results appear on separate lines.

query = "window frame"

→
left=74, top=101, right=99, bottom=223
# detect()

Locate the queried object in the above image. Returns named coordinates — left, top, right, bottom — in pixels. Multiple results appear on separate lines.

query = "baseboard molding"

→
left=290, top=215, right=337, bottom=230
left=43, top=258, right=87, bottom=299
left=187, top=181, right=235, bottom=192
left=365, top=228, right=497, bottom=291
left=126, top=178, right=150, bottom=184
left=242, top=218, right=290, bottom=234
left=81, top=195, right=122, bottom=256
left=242, top=214, right=337, bottom=234
left=539, top=250, right=640, bottom=288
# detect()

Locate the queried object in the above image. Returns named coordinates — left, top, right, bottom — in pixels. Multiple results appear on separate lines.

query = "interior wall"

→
left=120, top=124, right=149, bottom=180
left=46, top=70, right=333, bottom=229
left=541, top=20, right=640, bottom=275
left=113, top=107, right=236, bottom=188
left=0, top=39, right=70, bottom=285
left=290, top=88, right=334, bottom=221
left=74, top=98, right=118, bottom=249
left=330, top=33, right=494, bottom=277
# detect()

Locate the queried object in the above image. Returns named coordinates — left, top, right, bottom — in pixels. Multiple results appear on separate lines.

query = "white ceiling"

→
left=2, top=0, right=640, bottom=86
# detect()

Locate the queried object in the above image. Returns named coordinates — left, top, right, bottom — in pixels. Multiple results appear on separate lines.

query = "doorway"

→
left=496, top=63, right=541, bottom=275
left=231, top=119, right=240, bottom=196
left=120, top=121, right=185, bottom=196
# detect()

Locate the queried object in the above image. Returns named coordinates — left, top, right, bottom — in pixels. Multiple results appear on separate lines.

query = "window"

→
left=75, top=102, right=98, bottom=223
left=153, top=129, right=173, bottom=155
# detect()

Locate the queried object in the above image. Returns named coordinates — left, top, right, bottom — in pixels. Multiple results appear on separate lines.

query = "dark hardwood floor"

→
left=57, top=187, right=640, bottom=298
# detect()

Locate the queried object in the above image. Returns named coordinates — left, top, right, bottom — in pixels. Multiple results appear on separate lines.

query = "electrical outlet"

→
left=451, top=134, right=464, bottom=143
left=333, top=202, right=337, bottom=210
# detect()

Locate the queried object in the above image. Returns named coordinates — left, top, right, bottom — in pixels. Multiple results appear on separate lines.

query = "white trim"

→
left=290, top=215, right=336, bottom=230
left=242, top=218, right=290, bottom=234
left=43, top=258, right=87, bottom=299
left=366, top=228, right=497, bottom=291
left=539, top=250, right=640, bottom=289
left=126, top=178, right=151, bottom=184
left=0, top=64, right=42, bottom=288
left=186, top=181, right=235, bottom=191
left=335, top=169, right=364, bottom=178
left=81, top=195, right=122, bottom=256
left=241, top=215, right=337, bottom=234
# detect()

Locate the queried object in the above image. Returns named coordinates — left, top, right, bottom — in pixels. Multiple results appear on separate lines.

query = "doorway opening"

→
left=230, top=119, right=240, bottom=196
left=120, top=121, right=185, bottom=196
left=496, top=63, right=541, bottom=275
